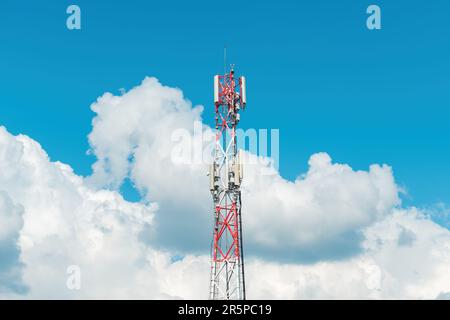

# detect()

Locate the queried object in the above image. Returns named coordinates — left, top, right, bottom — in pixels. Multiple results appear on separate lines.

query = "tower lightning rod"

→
left=224, top=46, right=227, bottom=74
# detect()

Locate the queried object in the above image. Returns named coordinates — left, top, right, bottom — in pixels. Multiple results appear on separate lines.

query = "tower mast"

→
left=209, top=66, right=247, bottom=300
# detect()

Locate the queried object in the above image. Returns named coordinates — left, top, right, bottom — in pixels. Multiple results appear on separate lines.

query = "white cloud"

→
left=0, top=190, right=26, bottom=294
left=87, top=77, right=212, bottom=251
left=246, top=209, right=450, bottom=299
left=0, top=77, right=449, bottom=299
left=242, top=152, right=399, bottom=260
left=87, top=77, right=401, bottom=260
left=0, top=126, right=164, bottom=298
left=0, top=191, right=23, bottom=244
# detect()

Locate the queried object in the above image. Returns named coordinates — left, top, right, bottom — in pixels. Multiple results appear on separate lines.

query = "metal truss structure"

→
left=209, top=67, right=247, bottom=300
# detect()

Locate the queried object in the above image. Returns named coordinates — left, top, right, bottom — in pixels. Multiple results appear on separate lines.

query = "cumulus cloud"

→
left=87, top=77, right=401, bottom=261
left=0, top=190, right=26, bottom=294
left=245, top=209, right=450, bottom=299
left=242, top=152, right=399, bottom=261
left=88, top=78, right=212, bottom=252
left=0, top=126, right=169, bottom=298
left=0, top=77, right=449, bottom=299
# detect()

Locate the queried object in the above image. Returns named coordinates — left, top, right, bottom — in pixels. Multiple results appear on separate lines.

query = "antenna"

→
left=224, top=46, right=227, bottom=74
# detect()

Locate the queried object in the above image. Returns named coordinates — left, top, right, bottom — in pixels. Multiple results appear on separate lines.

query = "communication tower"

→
left=209, top=66, right=247, bottom=300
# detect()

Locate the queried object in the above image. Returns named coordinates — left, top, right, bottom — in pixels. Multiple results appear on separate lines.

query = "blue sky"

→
left=1, top=0, right=449, bottom=208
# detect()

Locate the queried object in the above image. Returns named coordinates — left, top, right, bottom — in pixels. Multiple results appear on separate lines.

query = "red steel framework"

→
left=209, top=66, right=246, bottom=300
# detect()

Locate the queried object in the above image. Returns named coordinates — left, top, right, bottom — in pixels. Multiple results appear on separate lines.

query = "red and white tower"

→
left=209, top=66, right=247, bottom=300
